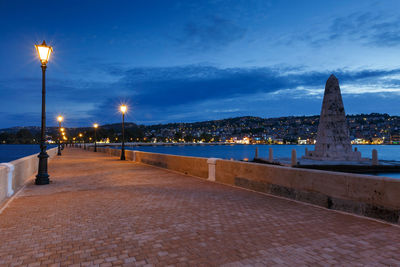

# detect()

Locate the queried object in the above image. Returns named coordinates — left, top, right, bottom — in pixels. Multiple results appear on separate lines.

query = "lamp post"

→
left=120, top=105, right=127, bottom=160
left=57, top=116, right=63, bottom=156
left=60, top=128, right=65, bottom=150
left=79, top=133, right=83, bottom=148
left=35, top=40, right=53, bottom=185
left=93, top=123, right=98, bottom=152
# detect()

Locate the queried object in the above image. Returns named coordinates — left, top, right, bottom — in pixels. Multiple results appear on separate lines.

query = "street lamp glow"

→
left=79, top=133, right=83, bottom=137
left=60, top=127, right=65, bottom=132
left=35, top=40, right=53, bottom=65
left=120, top=105, right=127, bottom=114
left=57, top=115, right=63, bottom=122
left=93, top=123, right=98, bottom=128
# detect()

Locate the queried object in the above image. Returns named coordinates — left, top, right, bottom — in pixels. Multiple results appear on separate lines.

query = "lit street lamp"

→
left=60, top=128, right=65, bottom=149
left=35, top=40, right=53, bottom=185
left=120, top=105, right=127, bottom=160
left=57, top=116, right=63, bottom=156
left=93, top=123, right=98, bottom=152
left=79, top=133, right=83, bottom=147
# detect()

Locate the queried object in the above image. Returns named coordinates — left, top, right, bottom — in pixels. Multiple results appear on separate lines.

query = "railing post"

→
left=207, top=158, right=218, bottom=181
left=1, top=163, right=14, bottom=197
left=291, top=149, right=297, bottom=167
left=372, top=149, right=378, bottom=166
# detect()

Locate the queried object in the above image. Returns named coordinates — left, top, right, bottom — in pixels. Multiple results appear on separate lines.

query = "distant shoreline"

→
left=92, top=142, right=400, bottom=147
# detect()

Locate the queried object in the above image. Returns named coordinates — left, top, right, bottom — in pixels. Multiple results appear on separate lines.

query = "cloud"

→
left=283, top=12, right=400, bottom=48
left=179, top=15, right=246, bottom=50
left=2, top=64, right=400, bottom=128
left=328, top=12, right=400, bottom=47
left=83, top=65, right=400, bottom=124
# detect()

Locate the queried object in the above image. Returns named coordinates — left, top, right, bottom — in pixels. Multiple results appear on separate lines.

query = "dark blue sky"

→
left=1, top=0, right=400, bottom=128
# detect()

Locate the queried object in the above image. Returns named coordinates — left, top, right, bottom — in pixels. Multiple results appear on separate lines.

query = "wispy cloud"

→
left=282, top=11, right=400, bottom=48
left=329, top=12, right=400, bottom=47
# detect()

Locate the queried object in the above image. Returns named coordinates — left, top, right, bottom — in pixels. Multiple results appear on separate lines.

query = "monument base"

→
left=302, top=150, right=363, bottom=161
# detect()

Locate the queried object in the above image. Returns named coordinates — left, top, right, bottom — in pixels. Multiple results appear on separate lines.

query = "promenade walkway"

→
left=1, top=148, right=400, bottom=266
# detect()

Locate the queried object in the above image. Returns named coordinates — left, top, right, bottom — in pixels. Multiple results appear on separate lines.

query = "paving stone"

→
left=1, top=148, right=400, bottom=266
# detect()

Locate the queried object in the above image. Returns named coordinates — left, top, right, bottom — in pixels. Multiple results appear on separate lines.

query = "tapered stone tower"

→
left=304, top=74, right=361, bottom=161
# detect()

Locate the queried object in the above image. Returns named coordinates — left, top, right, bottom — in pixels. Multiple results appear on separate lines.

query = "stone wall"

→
left=85, top=146, right=209, bottom=178
left=81, top=146, right=400, bottom=224
left=215, top=160, right=400, bottom=223
left=0, top=147, right=58, bottom=206
left=135, top=151, right=208, bottom=179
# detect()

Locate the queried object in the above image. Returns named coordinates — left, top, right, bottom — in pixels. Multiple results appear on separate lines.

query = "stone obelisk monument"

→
left=304, top=74, right=361, bottom=161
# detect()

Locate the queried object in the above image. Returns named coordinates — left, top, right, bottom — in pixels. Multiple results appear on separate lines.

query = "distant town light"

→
left=120, top=105, right=127, bottom=114
left=35, top=40, right=53, bottom=65
left=93, top=123, right=98, bottom=128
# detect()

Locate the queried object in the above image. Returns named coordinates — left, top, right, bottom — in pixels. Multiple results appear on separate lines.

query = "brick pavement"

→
left=0, top=148, right=400, bottom=266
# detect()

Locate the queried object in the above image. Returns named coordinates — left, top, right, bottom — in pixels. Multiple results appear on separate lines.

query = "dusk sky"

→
left=1, top=0, right=400, bottom=128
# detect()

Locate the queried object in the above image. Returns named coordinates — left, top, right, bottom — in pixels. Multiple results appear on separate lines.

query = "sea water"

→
left=0, top=144, right=56, bottom=163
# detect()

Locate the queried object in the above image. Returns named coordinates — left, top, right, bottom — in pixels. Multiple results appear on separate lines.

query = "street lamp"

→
left=35, top=40, right=53, bottom=185
left=79, top=133, right=83, bottom=148
left=60, top=127, right=65, bottom=150
left=57, top=116, right=63, bottom=156
left=93, top=123, right=98, bottom=152
left=120, top=105, right=127, bottom=160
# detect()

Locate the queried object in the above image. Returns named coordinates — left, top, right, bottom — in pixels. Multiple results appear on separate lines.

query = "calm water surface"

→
left=124, top=144, right=400, bottom=161
left=0, top=144, right=56, bottom=163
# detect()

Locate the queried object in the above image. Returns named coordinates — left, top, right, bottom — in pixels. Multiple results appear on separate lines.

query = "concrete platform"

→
left=1, top=148, right=400, bottom=266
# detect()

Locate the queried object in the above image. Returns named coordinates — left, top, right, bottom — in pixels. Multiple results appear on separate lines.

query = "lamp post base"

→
left=35, top=173, right=50, bottom=185
left=35, top=151, right=50, bottom=185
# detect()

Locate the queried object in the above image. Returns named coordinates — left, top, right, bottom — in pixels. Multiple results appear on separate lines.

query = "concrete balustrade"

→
left=215, top=159, right=400, bottom=223
left=0, top=147, right=58, bottom=205
left=0, top=166, right=7, bottom=204
left=135, top=151, right=209, bottom=178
